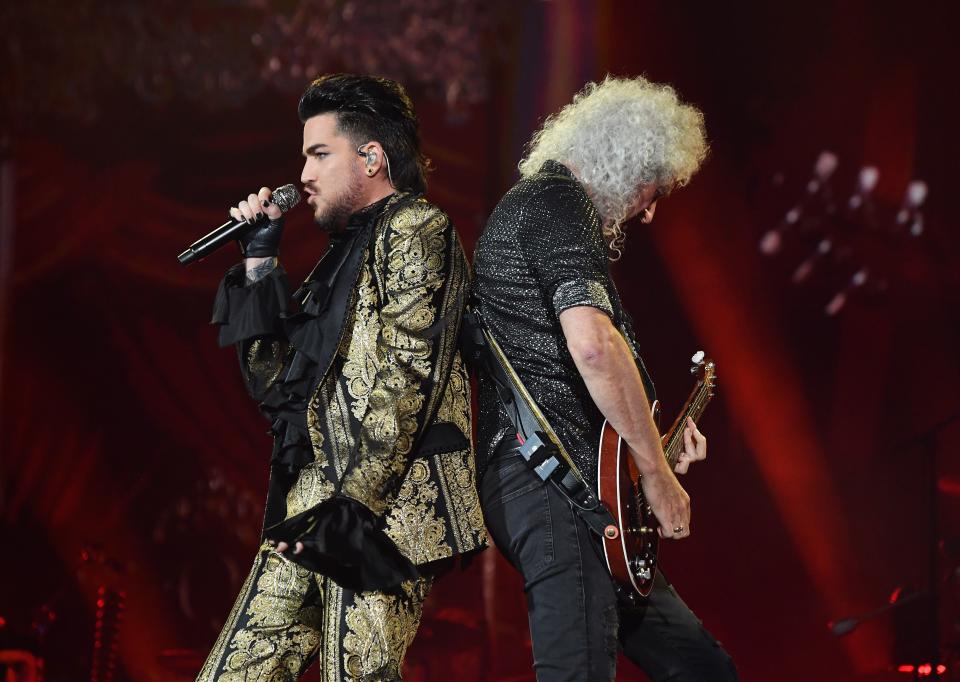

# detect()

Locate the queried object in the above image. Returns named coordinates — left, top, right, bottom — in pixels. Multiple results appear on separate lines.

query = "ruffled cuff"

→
left=262, top=496, right=420, bottom=591
left=211, top=263, right=290, bottom=347
left=552, top=278, right=614, bottom=318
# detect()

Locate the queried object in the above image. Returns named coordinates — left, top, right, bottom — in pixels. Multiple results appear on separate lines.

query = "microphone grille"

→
left=272, top=184, right=301, bottom=213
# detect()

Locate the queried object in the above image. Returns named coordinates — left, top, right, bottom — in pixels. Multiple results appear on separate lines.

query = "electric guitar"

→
left=596, top=351, right=717, bottom=599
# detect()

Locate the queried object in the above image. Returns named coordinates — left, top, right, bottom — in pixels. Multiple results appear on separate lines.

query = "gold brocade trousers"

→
left=197, top=544, right=432, bottom=682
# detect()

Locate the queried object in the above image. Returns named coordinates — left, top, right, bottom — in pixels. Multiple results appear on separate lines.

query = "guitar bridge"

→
left=629, top=556, right=654, bottom=581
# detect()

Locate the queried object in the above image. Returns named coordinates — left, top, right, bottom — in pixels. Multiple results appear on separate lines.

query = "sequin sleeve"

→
left=516, top=181, right=614, bottom=319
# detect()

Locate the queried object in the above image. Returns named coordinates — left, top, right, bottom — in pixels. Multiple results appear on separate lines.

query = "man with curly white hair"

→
left=472, top=76, right=737, bottom=680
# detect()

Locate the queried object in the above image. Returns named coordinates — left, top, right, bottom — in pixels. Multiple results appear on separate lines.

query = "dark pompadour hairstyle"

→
left=298, top=74, right=429, bottom=195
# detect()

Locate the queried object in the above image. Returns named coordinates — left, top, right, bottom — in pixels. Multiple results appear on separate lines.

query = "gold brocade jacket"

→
left=212, top=193, right=486, bottom=587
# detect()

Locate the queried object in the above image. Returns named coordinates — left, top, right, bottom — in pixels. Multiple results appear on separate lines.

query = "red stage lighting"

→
left=895, top=663, right=947, bottom=677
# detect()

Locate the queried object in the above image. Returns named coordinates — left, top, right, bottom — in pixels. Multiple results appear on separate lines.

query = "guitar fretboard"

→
left=663, top=372, right=714, bottom=469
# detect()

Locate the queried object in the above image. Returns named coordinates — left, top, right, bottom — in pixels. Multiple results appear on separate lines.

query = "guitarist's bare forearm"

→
left=560, top=306, right=669, bottom=477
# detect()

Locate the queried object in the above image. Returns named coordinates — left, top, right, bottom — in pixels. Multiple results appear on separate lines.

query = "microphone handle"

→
left=177, top=216, right=258, bottom=265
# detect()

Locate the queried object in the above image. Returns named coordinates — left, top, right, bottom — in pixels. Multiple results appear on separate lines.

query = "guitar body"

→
left=596, top=353, right=717, bottom=600
left=597, top=416, right=659, bottom=598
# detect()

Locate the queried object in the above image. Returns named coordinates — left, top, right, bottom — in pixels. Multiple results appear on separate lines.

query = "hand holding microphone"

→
left=230, top=187, right=286, bottom=258
left=177, top=183, right=300, bottom=265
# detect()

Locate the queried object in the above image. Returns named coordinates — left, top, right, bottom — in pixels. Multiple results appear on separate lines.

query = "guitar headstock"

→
left=690, top=351, right=718, bottom=397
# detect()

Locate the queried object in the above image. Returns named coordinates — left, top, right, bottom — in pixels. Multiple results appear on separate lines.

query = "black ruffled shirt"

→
left=472, top=161, right=655, bottom=489
left=210, top=194, right=424, bottom=590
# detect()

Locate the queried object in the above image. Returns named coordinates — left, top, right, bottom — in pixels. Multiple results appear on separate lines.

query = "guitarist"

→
left=472, top=76, right=737, bottom=681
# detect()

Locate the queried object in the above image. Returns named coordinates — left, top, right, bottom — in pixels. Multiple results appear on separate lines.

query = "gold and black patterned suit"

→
left=199, top=192, right=486, bottom=681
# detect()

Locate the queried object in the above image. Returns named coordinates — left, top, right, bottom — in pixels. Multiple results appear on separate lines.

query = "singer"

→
left=197, top=74, right=485, bottom=681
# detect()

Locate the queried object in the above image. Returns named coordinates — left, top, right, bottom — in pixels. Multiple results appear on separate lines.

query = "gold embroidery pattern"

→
left=307, top=375, right=332, bottom=467
left=341, top=266, right=381, bottom=421
left=342, top=203, right=448, bottom=513
left=327, top=378, right=356, bottom=480
left=434, top=448, right=487, bottom=552
left=285, top=461, right=336, bottom=518
left=342, top=578, right=432, bottom=681
left=199, top=551, right=437, bottom=682
left=383, top=460, right=452, bottom=563
left=435, top=354, right=471, bottom=438
left=419, top=231, right=467, bottom=428
left=319, top=576, right=343, bottom=682
left=199, top=551, right=321, bottom=681
left=246, top=338, right=285, bottom=388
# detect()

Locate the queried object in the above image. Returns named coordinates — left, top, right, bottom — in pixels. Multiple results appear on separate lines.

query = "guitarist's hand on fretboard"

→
left=597, top=352, right=716, bottom=596
left=673, top=417, right=707, bottom=475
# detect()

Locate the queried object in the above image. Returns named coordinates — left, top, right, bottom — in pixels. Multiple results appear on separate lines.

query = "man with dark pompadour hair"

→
left=197, top=73, right=484, bottom=681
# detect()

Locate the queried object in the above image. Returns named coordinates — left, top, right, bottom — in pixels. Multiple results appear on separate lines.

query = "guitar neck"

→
left=663, top=380, right=713, bottom=469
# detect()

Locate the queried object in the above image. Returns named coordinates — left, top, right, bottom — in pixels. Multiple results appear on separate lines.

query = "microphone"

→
left=828, top=617, right=859, bottom=636
left=177, top=184, right=301, bottom=265
left=827, top=587, right=921, bottom=636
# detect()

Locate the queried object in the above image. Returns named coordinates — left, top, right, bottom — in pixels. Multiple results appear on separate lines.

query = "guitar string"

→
left=671, top=392, right=707, bottom=455
left=666, top=395, right=704, bottom=460
left=664, top=387, right=712, bottom=466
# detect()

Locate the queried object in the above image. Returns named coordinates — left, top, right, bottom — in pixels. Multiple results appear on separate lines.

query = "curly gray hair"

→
left=519, top=75, right=708, bottom=256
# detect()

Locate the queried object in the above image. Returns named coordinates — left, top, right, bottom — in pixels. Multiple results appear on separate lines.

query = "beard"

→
left=312, top=167, right=365, bottom=232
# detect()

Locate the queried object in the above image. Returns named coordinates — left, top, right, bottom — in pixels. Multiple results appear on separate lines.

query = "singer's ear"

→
left=358, top=141, right=384, bottom=176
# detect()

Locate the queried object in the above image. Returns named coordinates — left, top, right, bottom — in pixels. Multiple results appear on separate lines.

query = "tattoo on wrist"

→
left=245, top=258, right=278, bottom=285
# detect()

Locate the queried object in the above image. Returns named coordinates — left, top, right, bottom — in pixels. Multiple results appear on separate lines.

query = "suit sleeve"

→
left=340, top=202, right=466, bottom=515
left=210, top=262, right=290, bottom=402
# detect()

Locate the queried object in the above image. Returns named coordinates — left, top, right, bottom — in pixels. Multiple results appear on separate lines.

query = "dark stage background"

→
left=2, top=2, right=959, bottom=680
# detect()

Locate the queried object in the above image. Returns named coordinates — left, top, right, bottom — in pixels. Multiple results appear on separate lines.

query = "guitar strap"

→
left=462, top=309, right=617, bottom=537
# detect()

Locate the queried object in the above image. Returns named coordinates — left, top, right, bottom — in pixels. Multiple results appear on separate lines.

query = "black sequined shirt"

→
left=472, top=160, right=654, bottom=488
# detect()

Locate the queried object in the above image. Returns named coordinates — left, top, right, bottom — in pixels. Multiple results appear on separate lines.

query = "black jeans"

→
left=480, top=446, right=738, bottom=682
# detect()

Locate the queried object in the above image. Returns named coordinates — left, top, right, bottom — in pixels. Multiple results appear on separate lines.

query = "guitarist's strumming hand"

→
left=559, top=305, right=692, bottom=540
left=674, top=417, right=707, bottom=475
left=633, top=449, right=692, bottom=540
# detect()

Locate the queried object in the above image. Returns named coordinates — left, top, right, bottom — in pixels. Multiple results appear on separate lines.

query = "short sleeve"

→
left=516, top=180, right=614, bottom=318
